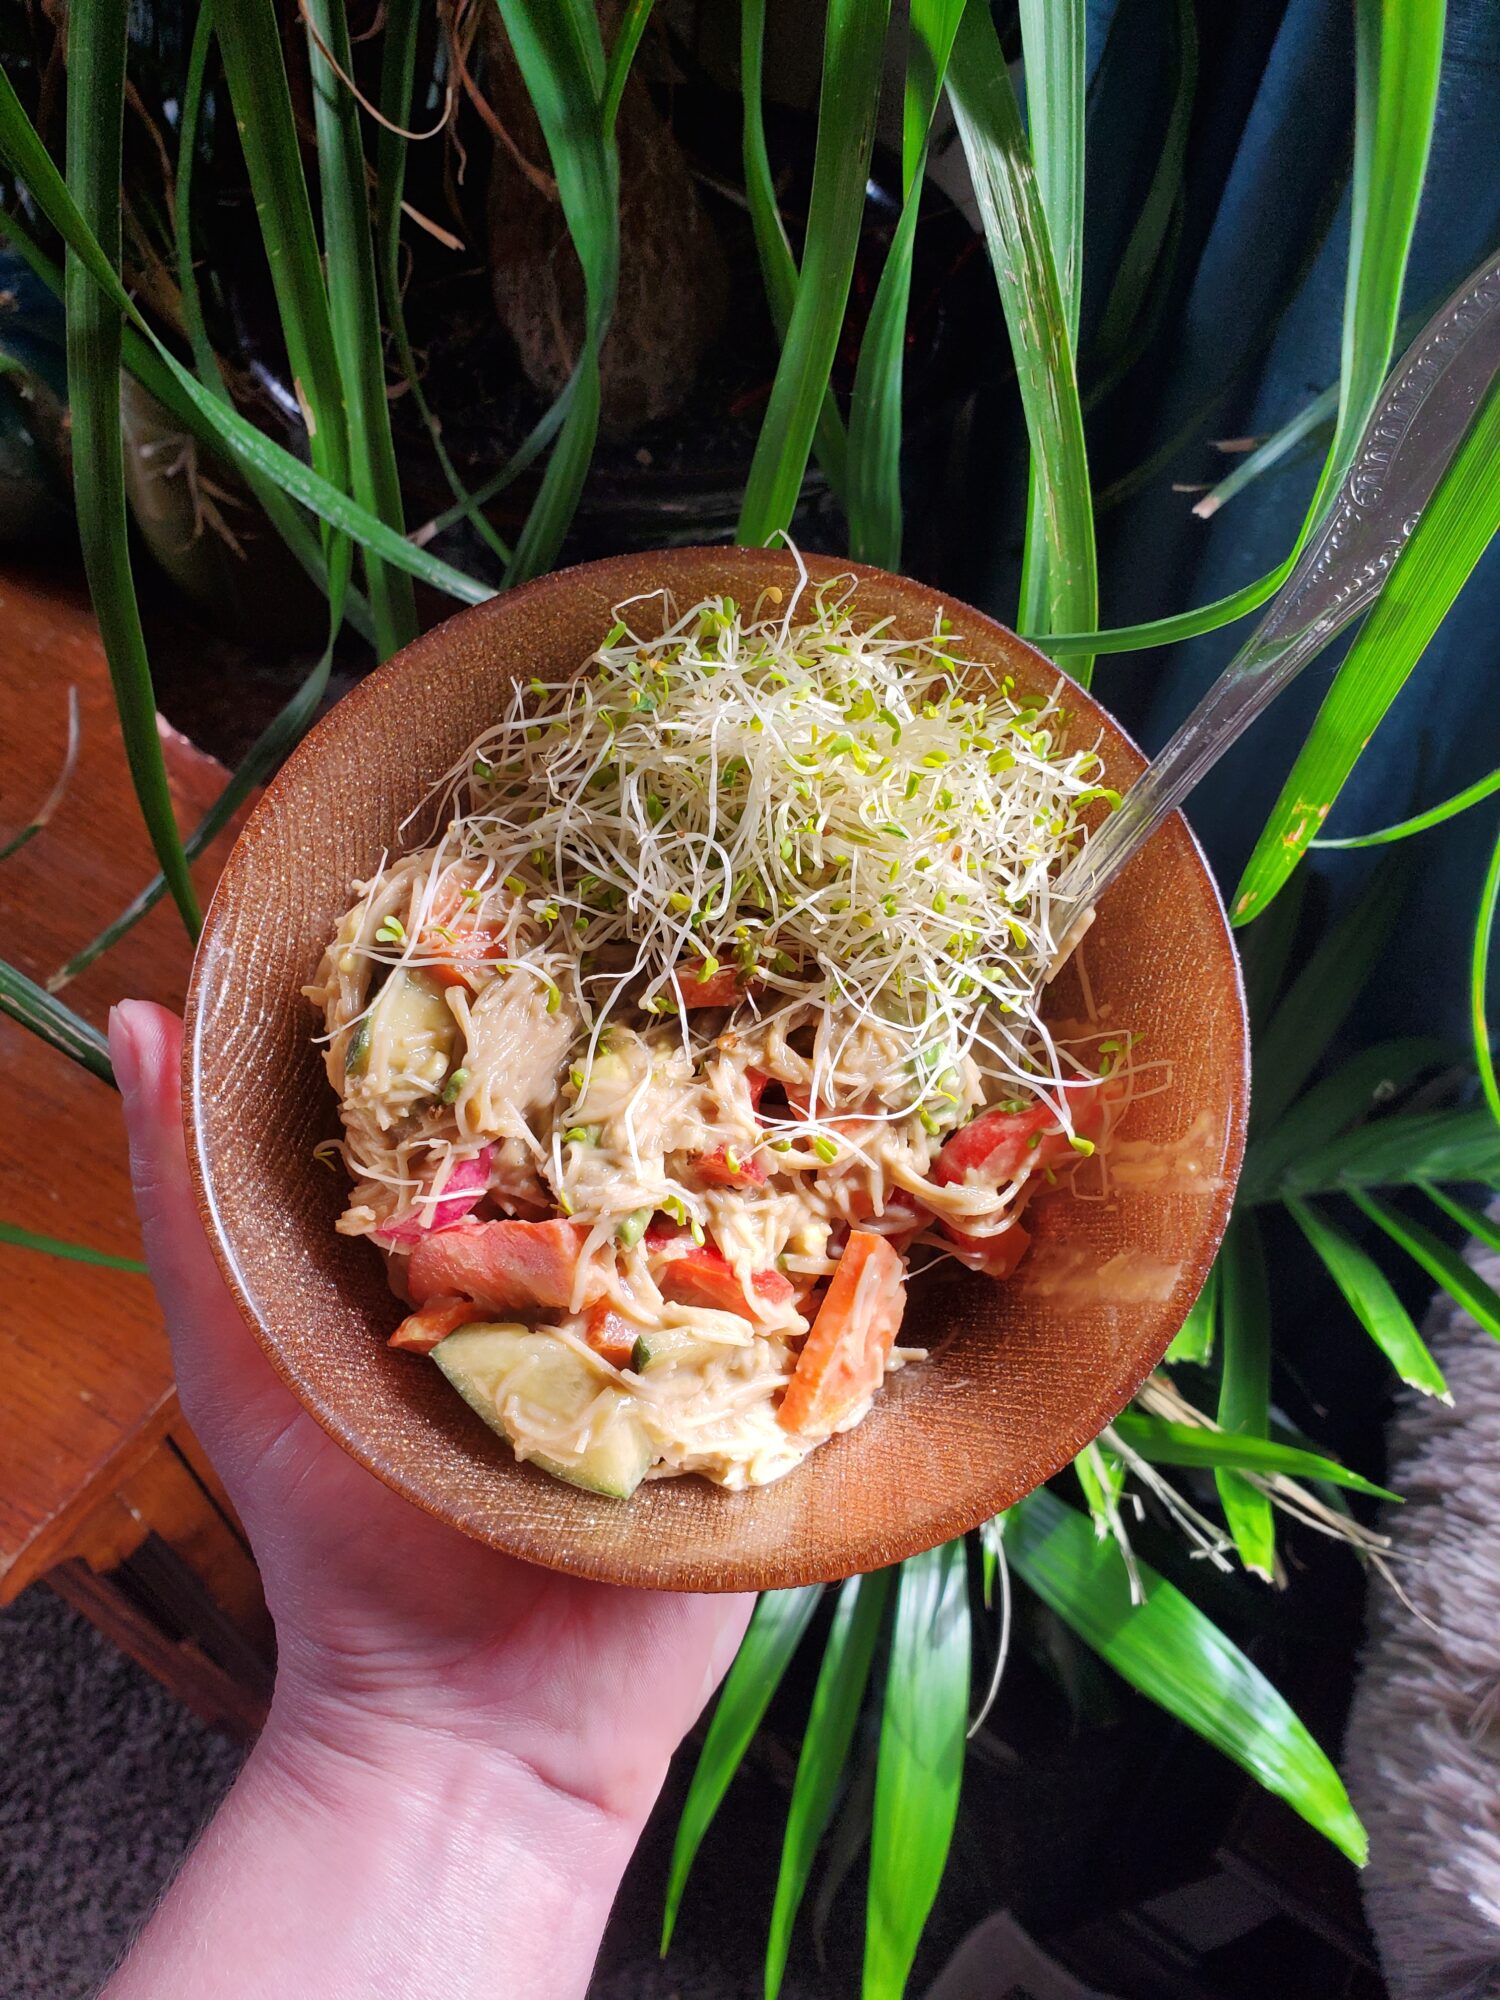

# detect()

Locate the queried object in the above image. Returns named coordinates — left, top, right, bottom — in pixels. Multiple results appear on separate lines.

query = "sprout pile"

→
left=392, top=568, right=1116, bottom=1133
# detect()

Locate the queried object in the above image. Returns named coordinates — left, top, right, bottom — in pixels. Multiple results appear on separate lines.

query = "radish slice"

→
left=374, top=1145, right=494, bottom=1245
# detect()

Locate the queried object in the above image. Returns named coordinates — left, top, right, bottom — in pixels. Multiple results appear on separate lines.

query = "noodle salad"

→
left=306, top=569, right=1129, bottom=1496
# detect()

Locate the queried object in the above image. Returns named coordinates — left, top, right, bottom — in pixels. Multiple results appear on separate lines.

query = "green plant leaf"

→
left=1039, top=0, right=1443, bottom=663
left=1007, top=1488, right=1367, bottom=1863
left=374, top=0, right=510, bottom=567
left=1472, top=812, right=1500, bottom=1128
left=495, top=0, right=631, bottom=585
left=845, top=0, right=965, bottom=567
left=1111, top=1412, right=1396, bottom=1500
left=0, top=1219, right=145, bottom=1273
left=1284, top=1105, right=1500, bottom=1197
left=49, top=647, right=334, bottom=990
left=0, top=202, right=371, bottom=643
left=172, top=4, right=366, bottom=633
left=737, top=0, right=890, bottom=547
left=865, top=1540, right=970, bottom=2000
left=739, top=0, right=849, bottom=508
left=1234, top=377, right=1500, bottom=924
left=0, top=685, right=77, bottom=863
left=1418, top=1180, right=1500, bottom=1258
left=766, top=1569, right=891, bottom=2000
left=0, top=72, right=488, bottom=608
left=1194, top=383, right=1338, bottom=521
left=1241, top=1037, right=1450, bottom=1202
left=1165, top=1260, right=1216, bottom=1364
left=304, top=0, right=418, bottom=658
left=1073, top=1436, right=1127, bottom=1539
left=1236, top=868, right=1307, bottom=1036
left=1014, top=0, right=1086, bottom=638
left=1086, top=0, right=1196, bottom=400
left=1249, top=859, right=1408, bottom=1135
left=948, top=3, right=1096, bottom=681
left=1349, top=1187, right=1500, bottom=1340
left=662, top=1585, right=823, bottom=1956
left=214, top=0, right=356, bottom=626
left=1313, top=765, right=1500, bottom=850
left=1214, top=1216, right=1275, bottom=1578
left=0, top=959, right=114, bottom=1084
left=62, top=0, right=200, bottom=940
left=408, top=386, right=574, bottom=549
left=979, top=1513, right=1004, bottom=1608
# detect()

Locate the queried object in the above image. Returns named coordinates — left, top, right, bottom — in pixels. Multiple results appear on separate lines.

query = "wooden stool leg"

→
left=47, top=1553, right=270, bottom=1741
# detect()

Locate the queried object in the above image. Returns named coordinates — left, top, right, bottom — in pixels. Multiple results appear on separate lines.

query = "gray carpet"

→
left=0, top=1583, right=820, bottom=2000
left=0, top=1585, right=243, bottom=1999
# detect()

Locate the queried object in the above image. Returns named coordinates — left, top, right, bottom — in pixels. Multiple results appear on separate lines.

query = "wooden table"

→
left=0, top=559, right=273, bottom=1736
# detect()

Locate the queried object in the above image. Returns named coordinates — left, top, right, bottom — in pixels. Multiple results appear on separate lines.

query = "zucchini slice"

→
left=432, top=1322, right=654, bottom=1499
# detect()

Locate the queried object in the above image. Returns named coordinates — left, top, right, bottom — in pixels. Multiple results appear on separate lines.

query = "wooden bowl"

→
left=184, top=549, right=1247, bottom=1592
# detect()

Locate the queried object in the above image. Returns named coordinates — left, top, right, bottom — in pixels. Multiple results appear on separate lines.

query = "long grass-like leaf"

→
left=173, top=5, right=364, bottom=632
left=1214, top=1217, right=1275, bottom=1578
left=1086, top=0, right=1196, bottom=399
left=737, top=0, right=889, bottom=548
left=766, top=1569, right=890, bottom=2000
left=1008, top=1488, right=1367, bottom=1863
left=0, top=684, right=78, bottom=861
left=0, top=74, right=486, bottom=606
left=62, top=0, right=199, bottom=939
left=304, top=0, right=417, bottom=658
left=1249, top=860, right=1407, bottom=1135
left=1234, top=377, right=1500, bottom=923
left=1310, top=0, right=1444, bottom=519
left=0, top=960, right=113, bottom=1083
left=1349, top=1187, right=1500, bottom=1340
left=1241, top=1037, right=1450, bottom=1202
left=1014, top=0, right=1086, bottom=637
left=1111, top=1412, right=1395, bottom=1499
left=845, top=0, right=964, bottom=567
left=495, top=0, right=630, bottom=585
left=739, top=0, right=849, bottom=508
left=1237, top=868, right=1307, bottom=1035
left=1419, top=1180, right=1500, bottom=1257
left=1165, top=1261, right=1216, bottom=1365
left=864, top=1540, right=969, bottom=2000
left=1284, top=1105, right=1500, bottom=1197
left=1314, top=765, right=1500, bottom=849
left=662, top=1585, right=823, bottom=1955
left=1286, top=1194, right=1448, bottom=1398
left=0, top=202, right=373, bottom=642
left=1038, top=0, right=1443, bottom=662
left=49, top=646, right=333, bottom=989
left=214, top=0, right=356, bottom=626
left=1472, top=812, right=1500, bottom=1127
left=375, top=0, right=509, bottom=568
left=0, top=1219, right=145, bottom=1273
left=1194, top=384, right=1337, bottom=521
left=948, top=3, right=1096, bottom=681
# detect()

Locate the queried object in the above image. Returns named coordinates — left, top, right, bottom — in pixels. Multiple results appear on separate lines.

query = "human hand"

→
left=106, top=999, right=753, bottom=1999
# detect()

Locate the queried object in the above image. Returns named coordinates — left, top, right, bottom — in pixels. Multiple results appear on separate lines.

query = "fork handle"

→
left=1048, top=246, right=1500, bottom=948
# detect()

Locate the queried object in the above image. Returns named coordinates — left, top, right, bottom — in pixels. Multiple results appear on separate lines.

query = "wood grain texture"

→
left=186, top=549, right=1249, bottom=1592
left=0, top=561, right=243, bottom=1595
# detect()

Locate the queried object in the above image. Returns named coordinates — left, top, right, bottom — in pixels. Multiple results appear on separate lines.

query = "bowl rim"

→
left=183, top=548, right=1250, bottom=1588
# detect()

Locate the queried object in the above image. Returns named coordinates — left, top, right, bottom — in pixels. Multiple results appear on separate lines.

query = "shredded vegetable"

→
left=306, top=566, right=1124, bottom=1495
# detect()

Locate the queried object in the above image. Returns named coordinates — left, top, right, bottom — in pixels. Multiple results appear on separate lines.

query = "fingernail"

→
left=108, top=1003, right=141, bottom=1099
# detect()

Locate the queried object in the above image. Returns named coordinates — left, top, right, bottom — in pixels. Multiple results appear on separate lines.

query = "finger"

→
left=111, top=999, right=301, bottom=1481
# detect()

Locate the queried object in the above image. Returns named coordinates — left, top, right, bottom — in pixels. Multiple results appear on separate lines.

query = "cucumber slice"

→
left=432, top=1322, right=654, bottom=1499
left=345, top=968, right=457, bottom=1097
left=636, top=1325, right=724, bottom=1371
left=344, top=1014, right=372, bottom=1076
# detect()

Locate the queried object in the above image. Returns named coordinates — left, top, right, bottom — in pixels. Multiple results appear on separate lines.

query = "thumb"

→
left=110, top=999, right=302, bottom=1487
